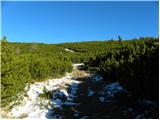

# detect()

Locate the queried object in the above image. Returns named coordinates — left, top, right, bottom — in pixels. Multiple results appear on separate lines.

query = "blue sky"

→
left=2, top=1, right=159, bottom=43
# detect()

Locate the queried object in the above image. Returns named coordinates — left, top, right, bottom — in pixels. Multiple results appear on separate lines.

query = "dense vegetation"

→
left=88, top=38, right=159, bottom=101
left=1, top=37, right=159, bottom=107
left=1, top=40, right=73, bottom=107
left=1, top=42, right=31, bottom=107
left=58, top=37, right=159, bottom=101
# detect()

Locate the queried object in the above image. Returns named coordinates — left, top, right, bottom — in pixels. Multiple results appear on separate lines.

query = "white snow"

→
left=73, top=63, right=84, bottom=69
left=94, top=75, right=103, bottom=82
left=63, top=102, right=80, bottom=106
left=88, top=89, right=94, bottom=96
left=67, top=97, right=74, bottom=101
left=104, top=82, right=124, bottom=97
left=69, top=83, right=79, bottom=95
left=5, top=64, right=82, bottom=119
left=65, top=48, right=75, bottom=53
left=52, top=98, right=63, bottom=108
left=98, top=82, right=126, bottom=102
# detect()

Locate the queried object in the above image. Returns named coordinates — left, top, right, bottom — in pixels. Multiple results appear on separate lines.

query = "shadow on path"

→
left=45, top=66, right=159, bottom=119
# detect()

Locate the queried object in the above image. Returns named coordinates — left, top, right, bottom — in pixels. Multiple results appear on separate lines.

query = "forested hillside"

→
left=1, top=37, right=159, bottom=117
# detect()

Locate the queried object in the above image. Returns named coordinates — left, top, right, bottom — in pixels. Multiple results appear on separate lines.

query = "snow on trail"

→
left=98, top=82, right=126, bottom=103
left=4, top=63, right=84, bottom=119
left=65, top=48, right=75, bottom=53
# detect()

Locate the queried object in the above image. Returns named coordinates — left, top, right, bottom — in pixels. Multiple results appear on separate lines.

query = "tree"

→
left=118, top=35, right=122, bottom=45
left=1, top=36, right=8, bottom=42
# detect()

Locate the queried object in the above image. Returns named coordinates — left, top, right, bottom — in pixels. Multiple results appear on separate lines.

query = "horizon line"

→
left=5, top=36, right=158, bottom=44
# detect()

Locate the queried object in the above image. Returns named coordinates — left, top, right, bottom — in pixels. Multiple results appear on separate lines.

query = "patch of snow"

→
left=65, top=48, right=75, bottom=53
left=63, top=102, right=80, bottom=106
left=73, top=63, right=84, bottom=69
left=88, top=89, right=94, bottom=97
left=94, top=75, right=103, bottom=82
left=44, top=109, right=57, bottom=119
left=98, top=82, right=126, bottom=103
left=104, top=82, right=124, bottom=97
left=67, top=97, right=74, bottom=101
left=69, top=94, right=77, bottom=98
left=52, top=98, right=63, bottom=107
left=7, top=64, right=83, bottom=119
left=52, top=90, right=68, bottom=101
left=69, top=83, right=79, bottom=95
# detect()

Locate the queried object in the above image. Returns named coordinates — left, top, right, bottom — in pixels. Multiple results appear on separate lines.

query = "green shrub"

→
left=1, top=42, right=31, bottom=107
left=83, top=38, right=159, bottom=100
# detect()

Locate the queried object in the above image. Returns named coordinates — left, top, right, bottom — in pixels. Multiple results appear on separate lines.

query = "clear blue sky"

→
left=2, top=1, right=159, bottom=43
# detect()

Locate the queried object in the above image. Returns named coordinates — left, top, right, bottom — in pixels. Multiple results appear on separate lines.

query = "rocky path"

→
left=1, top=63, right=158, bottom=119
left=58, top=72, right=127, bottom=119
left=58, top=70, right=158, bottom=119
